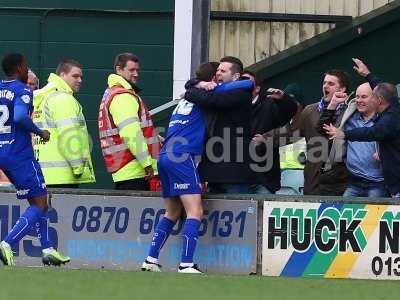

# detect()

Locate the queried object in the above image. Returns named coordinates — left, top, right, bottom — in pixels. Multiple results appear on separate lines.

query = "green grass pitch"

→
left=0, top=267, right=398, bottom=300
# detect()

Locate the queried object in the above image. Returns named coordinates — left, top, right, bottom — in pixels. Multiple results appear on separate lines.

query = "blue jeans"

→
left=343, top=176, right=389, bottom=198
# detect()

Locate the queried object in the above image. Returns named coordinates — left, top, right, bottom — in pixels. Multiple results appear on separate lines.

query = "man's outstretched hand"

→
left=323, top=123, right=345, bottom=139
left=352, top=58, right=370, bottom=77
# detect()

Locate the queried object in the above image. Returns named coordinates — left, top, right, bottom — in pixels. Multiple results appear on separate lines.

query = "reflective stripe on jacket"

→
left=99, top=74, right=160, bottom=182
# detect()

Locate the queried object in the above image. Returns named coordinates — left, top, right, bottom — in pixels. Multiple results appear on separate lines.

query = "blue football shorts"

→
left=2, top=159, right=47, bottom=200
left=157, top=152, right=201, bottom=198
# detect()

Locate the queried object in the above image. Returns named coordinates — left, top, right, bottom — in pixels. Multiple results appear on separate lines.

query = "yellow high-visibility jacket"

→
left=280, top=138, right=307, bottom=170
left=33, top=73, right=95, bottom=185
left=106, top=74, right=157, bottom=182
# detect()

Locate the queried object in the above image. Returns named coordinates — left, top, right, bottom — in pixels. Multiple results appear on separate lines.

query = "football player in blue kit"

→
left=141, top=62, right=253, bottom=273
left=0, top=53, right=70, bottom=266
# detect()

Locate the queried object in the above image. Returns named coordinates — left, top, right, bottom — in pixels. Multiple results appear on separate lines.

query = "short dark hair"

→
left=195, top=62, right=219, bottom=82
left=242, top=70, right=261, bottom=86
left=220, top=56, right=243, bottom=74
left=324, top=69, right=351, bottom=91
left=56, top=59, right=82, bottom=75
left=114, top=53, right=139, bottom=72
left=2, top=53, right=25, bottom=76
left=375, top=82, right=398, bottom=103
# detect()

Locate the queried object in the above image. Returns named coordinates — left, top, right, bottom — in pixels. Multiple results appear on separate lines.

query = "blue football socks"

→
left=35, top=212, right=52, bottom=250
left=147, top=217, right=176, bottom=261
left=180, top=218, right=201, bottom=265
left=4, top=205, right=44, bottom=246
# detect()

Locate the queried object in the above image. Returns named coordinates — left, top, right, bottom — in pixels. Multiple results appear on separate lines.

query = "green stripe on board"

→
left=302, top=204, right=366, bottom=277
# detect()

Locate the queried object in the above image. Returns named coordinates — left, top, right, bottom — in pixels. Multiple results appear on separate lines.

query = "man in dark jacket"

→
left=242, top=71, right=298, bottom=194
left=324, top=83, right=400, bottom=197
left=184, top=56, right=254, bottom=193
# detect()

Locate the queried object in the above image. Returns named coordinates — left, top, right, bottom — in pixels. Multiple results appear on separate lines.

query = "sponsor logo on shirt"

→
left=174, top=183, right=190, bottom=190
left=169, top=119, right=189, bottom=127
left=16, top=189, right=30, bottom=196
left=21, top=94, right=31, bottom=104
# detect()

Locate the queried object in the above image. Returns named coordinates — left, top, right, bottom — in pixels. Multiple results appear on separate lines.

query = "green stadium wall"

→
left=0, top=1, right=175, bottom=189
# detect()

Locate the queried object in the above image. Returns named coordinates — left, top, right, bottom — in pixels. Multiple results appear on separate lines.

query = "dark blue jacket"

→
left=185, top=80, right=254, bottom=183
left=366, top=73, right=382, bottom=89
left=344, top=103, right=400, bottom=195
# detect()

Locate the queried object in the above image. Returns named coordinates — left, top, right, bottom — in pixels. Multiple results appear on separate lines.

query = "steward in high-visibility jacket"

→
left=98, top=74, right=160, bottom=189
left=280, top=138, right=307, bottom=170
left=32, top=73, right=95, bottom=185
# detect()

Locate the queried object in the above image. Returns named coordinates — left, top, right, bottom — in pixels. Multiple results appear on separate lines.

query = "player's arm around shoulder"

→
left=109, top=93, right=153, bottom=169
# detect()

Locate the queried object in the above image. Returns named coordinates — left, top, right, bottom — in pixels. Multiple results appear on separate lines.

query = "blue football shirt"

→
left=0, top=79, right=35, bottom=162
left=161, top=99, right=205, bottom=155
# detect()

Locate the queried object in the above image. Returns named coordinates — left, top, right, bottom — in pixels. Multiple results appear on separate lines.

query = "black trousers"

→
left=114, top=178, right=149, bottom=191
